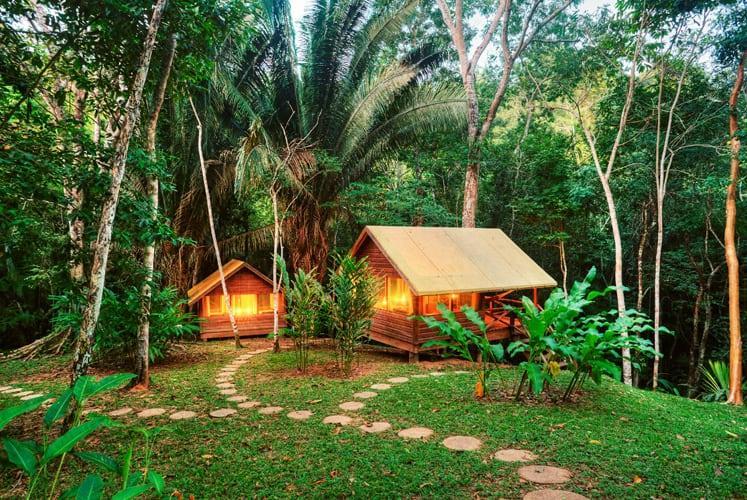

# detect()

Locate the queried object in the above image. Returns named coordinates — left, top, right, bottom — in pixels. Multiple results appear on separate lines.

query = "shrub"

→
left=328, top=254, right=380, bottom=376
left=278, top=256, right=327, bottom=373
left=0, top=373, right=167, bottom=499
left=417, top=304, right=505, bottom=398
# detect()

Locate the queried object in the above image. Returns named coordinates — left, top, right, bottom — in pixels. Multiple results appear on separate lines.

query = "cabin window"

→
left=375, top=277, right=413, bottom=314
left=207, top=295, right=224, bottom=316
left=257, top=293, right=275, bottom=313
left=232, top=294, right=258, bottom=316
left=422, top=293, right=473, bottom=315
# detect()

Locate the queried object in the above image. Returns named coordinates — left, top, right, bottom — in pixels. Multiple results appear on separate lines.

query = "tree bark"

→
left=135, top=35, right=177, bottom=389
left=271, top=187, right=281, bottom=353
left=70, top=0, right=169, bottom=383
left=725, top=49, right=745, bottom=405
left=636, top=200, right=651, bottom=311
left=189, top=96, right=243, bottom=349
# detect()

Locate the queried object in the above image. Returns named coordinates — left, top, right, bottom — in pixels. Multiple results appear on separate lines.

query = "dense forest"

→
left=1, top=0, right=745, bottom=404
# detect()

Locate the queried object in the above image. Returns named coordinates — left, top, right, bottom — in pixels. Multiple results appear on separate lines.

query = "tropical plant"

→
left=699, top=360, right=741, bottom=402
left=328, top=254, right=380, bottom=376
left=0, top=373, right=167, bottom=499
left=418, top=304, right=505, bottom=399
left=229, top=0, right=465, bottom=274
left=278, top=256, right=328, bottom=373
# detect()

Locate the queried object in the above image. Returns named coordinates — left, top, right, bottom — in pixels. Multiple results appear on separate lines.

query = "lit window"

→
left=257, top=294, right=275, bottom=313
left=422, top=293, right=472, bottom=315
left=232, top=294, right=258, bottom=316
left=207, top=295, right=224, bottom=316
left=387, top=277, right=413, bottom=314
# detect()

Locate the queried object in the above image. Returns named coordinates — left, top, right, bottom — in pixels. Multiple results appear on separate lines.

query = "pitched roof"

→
left=351, top=226, right=557, bottom=295
left=187, top=259, right=272, bottom=306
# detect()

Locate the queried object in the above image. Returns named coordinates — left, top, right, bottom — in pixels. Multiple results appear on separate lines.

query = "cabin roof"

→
left=187, top=259, right=272, bottom=306
left=350, top=226, right=557, bottom=295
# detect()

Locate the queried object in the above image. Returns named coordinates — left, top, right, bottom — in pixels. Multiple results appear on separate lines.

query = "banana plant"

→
left=0, top=373, right=166, bottom=499
left=418, top=304, right=505, bottom=398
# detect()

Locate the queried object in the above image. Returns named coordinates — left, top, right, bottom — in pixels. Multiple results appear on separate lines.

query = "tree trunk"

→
left=288, top=197, right=329, bottom=274
left=725, top=50, right=745, bottom=406
left=70, top=0, right=169, bottom=383
left=636, top=201, right=651, bottom=311
left=461, top=159, right=479, bottom=228
left=686, top=282, right=705, bottom=397
left=271, top=187, right=281, bottom=353
left=652, top=195, right=663, bottom=389
left=189, top=96, right=242, bottom=349
left=135, top=35, right=177, bottom=389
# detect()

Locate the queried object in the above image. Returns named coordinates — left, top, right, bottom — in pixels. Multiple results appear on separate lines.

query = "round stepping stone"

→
left=398, top=427, right=433, bottom=440
left=370, top=383, right=391, bottom=390
left=493, top=449, right=538, bottom=462
left=226, top=395, right=248, bottom=402
left=353, top=391, right=377, bottom=399
left=387, top=377, right=409, bottom=384
left=323, top=415, right=352, bottom=426
left=443, top=436, right=482, bottom=451
left=0, top=386, right=11, bottom=391
left=209, top=408, right=236, bottom=418
left=238, top=401, right=261, bottom=409
left=518, top=466, right=573, bottom=484
left=169, top=410, right=197, bottom=420
left=258, top=406, right=283, bottom=415
left=4, top=388, right=23, bottom=394
left=287, top=410, right=313, bottom=421
left=216, top=382, right=235, bottom=389
left=411, top=374, right=429, bottom=379
left=339, top=401, right=365, bottom=411
left=215, top=378, right=233, bottom=384
left=430, top=371, right=447, bottom=376
left=137, top=408, right=166, bottom=418
left=523, top=490, right=589, bottom=500
left=15, top=391, right=34, bottom=397
left=221, top=367, right=238, bottom=373
left=109, top=407, right=133, bottom=417
left=21, top=393, right=44, bottom=401
left=360, top=421, right=391, bottom=433
left=454, top=370, right=470, bottom=374
left=219, top=388, right=237, bottom=395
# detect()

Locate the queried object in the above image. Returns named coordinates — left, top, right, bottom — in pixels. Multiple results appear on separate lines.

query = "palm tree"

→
left=214, top=0, right=466, bottom=274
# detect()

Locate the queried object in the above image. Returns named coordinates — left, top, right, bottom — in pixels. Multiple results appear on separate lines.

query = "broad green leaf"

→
left=75, top=451, right=119, bottom=473
left=3, top=438, right=38, bottom=476
left=45, top=388, right=74, bottom=427
left=147, top=470, right=165, bottom=494
left=0, top=396, right=47, bottom=431
left=75, top=474, right=104, bottom=500
left=112, top=484, right=151, bottom=500
left=41, top=418, right=108, bottom=465
left=72, top=376, right=96, bottom=402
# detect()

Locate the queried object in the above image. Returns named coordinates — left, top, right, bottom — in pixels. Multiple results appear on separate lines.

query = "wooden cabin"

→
left=187, top=259, right=285, bottom=340
left=350, top=226, right=557, bottom=360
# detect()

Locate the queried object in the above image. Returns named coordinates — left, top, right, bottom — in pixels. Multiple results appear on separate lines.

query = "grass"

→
left=1, top=340, right=746, bottom=498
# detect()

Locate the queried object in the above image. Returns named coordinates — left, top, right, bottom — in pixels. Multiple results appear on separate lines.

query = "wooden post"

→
left=533, top=288, right=538, bottom=307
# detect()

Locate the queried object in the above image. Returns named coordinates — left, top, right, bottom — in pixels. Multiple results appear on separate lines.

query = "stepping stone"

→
left=237, top=355, right=253, bottom=360
left=15, top=391, right=34, bottom=397
left=137, top=408, right=166, bottom=418
left=109, top=407, right=133, bottom=417
left=430, top=372, right=447, bottom=377
left=454, top=370, right=470, bottom=374
left=360, top=421, right=391, bottom=433
left=215, top=378, right=233, bottom=384
left=258, top=406, right=283, bottom=415
left=387, top=377, right=409, bottom=384
left=21, top=393, right=45, bottom=401
left=216, top=383, right=235, bottom=389
left=287, top=410, right=313, bottom=421
left=397, top=427, right=433, bottom=440
left=370, top=383, right=391, bottom=390
left=0, top=386, right=11, bottom=391
left=209, top=408, right=236, bottom=418
left=323, top=415, right=352, bottom=426
left=248, top=349, right=267, bottom=355
left=221, top=367, right=238, bottom=373
left=219, top=389, right=237, bottom=395
left=339, top=401, right=365, bottom=411
left=226, top=395, right=248, bottom=402
left=523, top=490, right=589, bottom=500
left=238, top=401, right=262, bottom=409
left=169, top=411, right=197, bottom=420
left=442, top=436, right=482, bottom=451
left=518, top=466, right=573, bottom=484
left=493, top=449, right=538, bottom=462
left=3, top=388, right=23, bottom=394
left=353, top=391, right=377, bottom=399
left=411, top=374, right=429, bottom=379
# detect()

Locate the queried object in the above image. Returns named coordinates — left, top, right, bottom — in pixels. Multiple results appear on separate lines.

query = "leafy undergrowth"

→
left=1, top=341, right=745, bottom=498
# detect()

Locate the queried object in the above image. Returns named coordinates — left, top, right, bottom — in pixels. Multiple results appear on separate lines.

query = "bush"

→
left=328, top=254, right=380, bottom=376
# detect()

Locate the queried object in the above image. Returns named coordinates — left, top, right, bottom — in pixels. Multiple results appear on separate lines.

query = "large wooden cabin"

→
left=187, top=259, right=285, bottom=340
left=350, top=226, right=557, bottom=360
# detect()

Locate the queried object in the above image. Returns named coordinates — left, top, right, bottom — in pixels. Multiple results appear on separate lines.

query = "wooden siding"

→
left=196, top=268, right=286, bottom=340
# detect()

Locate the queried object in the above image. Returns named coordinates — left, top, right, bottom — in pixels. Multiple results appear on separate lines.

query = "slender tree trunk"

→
left=686, top=282, right=705, bottom=396
left=652, top=195, right=664, bottom=389
left=271, top=187, right=281, bottom=353
left=189, top=96, right=242, bottom=349
left=636, top=200, right=651, bottom=311
left=135, top=35, right=177, bottom=389
left=725, top=50, right=745, bottom=405
left=70, top=0, right=168, bottom=383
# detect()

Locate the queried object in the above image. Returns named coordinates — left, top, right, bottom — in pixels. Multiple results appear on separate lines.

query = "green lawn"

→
left=1, top=341, right=745, bottom=498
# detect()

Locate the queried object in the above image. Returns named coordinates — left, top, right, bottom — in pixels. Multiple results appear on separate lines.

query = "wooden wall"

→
left=196, top=268, right=286, bottom=340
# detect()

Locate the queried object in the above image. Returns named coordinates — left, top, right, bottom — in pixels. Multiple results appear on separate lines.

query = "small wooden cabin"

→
left=187, top=259, right=285, bottom=340
left=350, top=226, right=557, bottom=360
